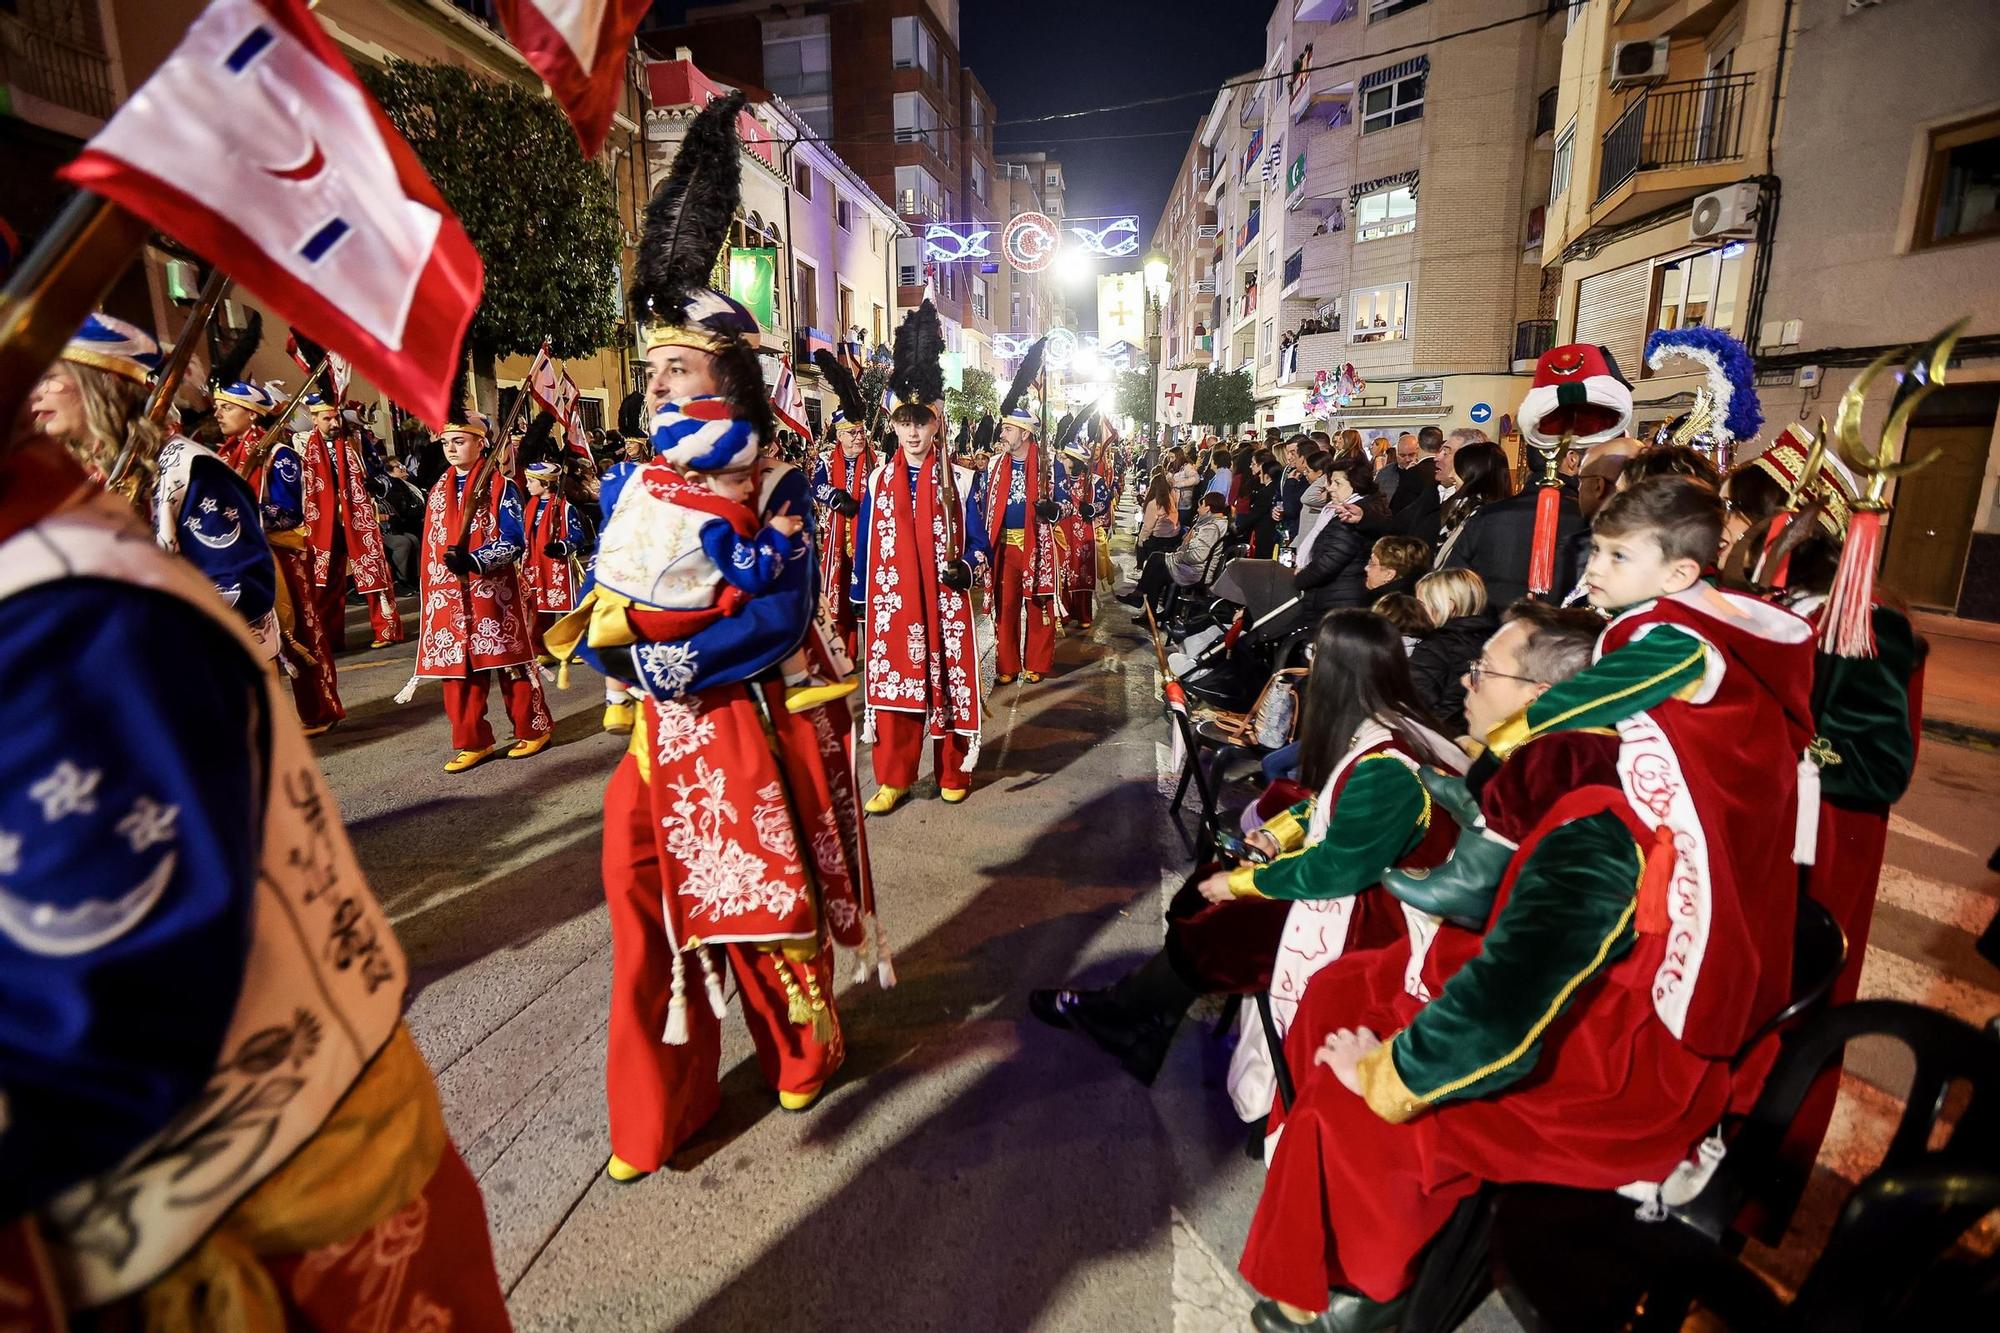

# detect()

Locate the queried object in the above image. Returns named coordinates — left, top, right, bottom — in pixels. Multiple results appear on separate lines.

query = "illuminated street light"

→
left=1055, top=246, right=1093, bottom=287
left=1143, top=248, right=1169, bottom=297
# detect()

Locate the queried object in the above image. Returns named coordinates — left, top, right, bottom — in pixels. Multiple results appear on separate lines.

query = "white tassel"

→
left=698, top=946, right=728, bottom=1017
left=393, top=672, right=420, bottom=705
left=1794, top=753, right=1821, bottom=866
left=662, top=952, right=690, bottom=1045
left=861, top=705, right=877, bottom=744
left=963, top=731, right=981, bottom=772
left=851, top=952, right=872, bottom=986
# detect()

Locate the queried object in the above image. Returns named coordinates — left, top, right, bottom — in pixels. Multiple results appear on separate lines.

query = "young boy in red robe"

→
left=984, top=407, right=1057, bottom=683
left=519, top=458, right=584, bottom=662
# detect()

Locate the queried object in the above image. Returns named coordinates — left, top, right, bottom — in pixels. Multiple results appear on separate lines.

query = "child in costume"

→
left=519, top=458, right=586, bottom=662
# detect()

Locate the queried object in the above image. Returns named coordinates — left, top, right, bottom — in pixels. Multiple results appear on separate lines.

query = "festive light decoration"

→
left=1069, top=216, right=1139, bottom=258
left=1043, top=325, right=1080, bottom=368
left=923, top=222, right=992, bottom=263
left=1003, top=210, right=1059, bottom=272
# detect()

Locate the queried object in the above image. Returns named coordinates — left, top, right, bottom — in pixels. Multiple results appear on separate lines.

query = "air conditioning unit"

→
left=1689, top=183, right=1760, bottom=241
left=1609, top=38, right=1670, bottom=89
left=1198, top=223, right=1220, bottom=239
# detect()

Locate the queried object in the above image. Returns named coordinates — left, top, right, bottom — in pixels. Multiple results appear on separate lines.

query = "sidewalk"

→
left=1913, top=612, right=2000, bottom=746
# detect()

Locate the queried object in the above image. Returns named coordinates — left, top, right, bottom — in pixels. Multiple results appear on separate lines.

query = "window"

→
left=1367, top=0, right=1428, bottom=17
left=794, top=259, right=818, bottom=328
left=971, top=160, right=986, bottom=203
left=895, top=165, right=942, bottom=219
left=873, top=303, right=886, bottom=345
left=1645, top=245, right=1748, bottom=357
left=1534, top=87, right=1558, bottom=138
left=896, top=237, right=920, bottom=287
left=972, top=276, right=989, bottom=320
left=870, top=226, right=880, bottom=255
left=1354, top=185, right=1416, bottom=242
left=838, top=284, right=854, bottom=339
left=938, top=265, right=955, bottom=302
left=1361, top=67, right=1425, bottom=134
left=1914, top=112, right=2000, bottom=249
left=836, top=197, right=852, bottom=231
left=1549, top=120, right=1576, bottom=207
left=793, top=162, right=814, bottom=200
left=891, top=16, right=944, bottom=86
left=1259, top=318, right=1274, bottom=364
left=893, top=92, right=945, bottom=150
left=1348, top=282, right=1408, bottom=343
left=764, top=33, right=830, bottom=99
left=1011, top=291, right=1021, bottom=330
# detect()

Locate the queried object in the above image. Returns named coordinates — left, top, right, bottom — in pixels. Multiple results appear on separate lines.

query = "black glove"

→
left=443, top=545, right=477, bottom=576
left=1034, top=498, right=1063, bottom=523
left=1077, top=502, right=1098, bottom=520
left=543, top=540, right=570, bottom=558
left=939, top=558, right=973, bottom=591
left=828, top=487, right=860, bottom=517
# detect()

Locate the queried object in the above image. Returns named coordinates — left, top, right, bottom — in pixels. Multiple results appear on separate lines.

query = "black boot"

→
left=1249, top=1291, right=1408, bottom=1332
left=1028, top=950, right=1200, bottom=1086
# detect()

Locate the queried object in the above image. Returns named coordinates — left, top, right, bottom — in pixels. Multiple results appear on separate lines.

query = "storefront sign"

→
left=1396, top=378, right=1443, bottom=409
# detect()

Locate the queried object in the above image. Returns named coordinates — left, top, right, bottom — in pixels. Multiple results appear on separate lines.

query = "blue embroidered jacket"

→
left=176, top=452, right=276, bottom=624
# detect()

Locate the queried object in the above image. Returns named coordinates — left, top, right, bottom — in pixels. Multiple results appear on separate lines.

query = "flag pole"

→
left=0, top=193, right=152, bottom=437
left=141, top=266, right=232, bottom=427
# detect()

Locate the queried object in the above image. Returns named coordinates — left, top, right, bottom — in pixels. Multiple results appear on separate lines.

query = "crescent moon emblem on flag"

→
left=267, top=141, right=327, bottom=183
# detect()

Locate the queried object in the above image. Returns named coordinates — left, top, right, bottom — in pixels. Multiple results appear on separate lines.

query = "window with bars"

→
left=1354, top=185, right=1416, bottom=241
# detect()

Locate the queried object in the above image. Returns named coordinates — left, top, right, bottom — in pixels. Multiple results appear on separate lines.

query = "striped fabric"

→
left=652, top=395, right=760, bottom=472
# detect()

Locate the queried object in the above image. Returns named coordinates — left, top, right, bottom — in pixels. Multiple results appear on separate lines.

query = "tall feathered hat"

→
left=1644, top=326, right=1763, bottom=456
left=1517, top=343, right=1633, bottom=450
left=208, top=310, right=263, bottom=395
left=812, top=347, right=869, bottom=434
left=632, top=91, right=761, bottom=355
left=996, top=336, right=1046, bottom=435
left=1742, top=423, right=1857, bottom=538
left=888, top=300, right=944, bottom=412
left=63, top=312, right=161, bottom=385
left=442, top=367, right=488, bottom=438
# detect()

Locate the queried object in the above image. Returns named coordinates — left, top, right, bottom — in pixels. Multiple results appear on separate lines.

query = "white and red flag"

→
left=285, top=332, right=351, bottom=402
left=553, top=367, right=591, bottom=459
left=495, top=0, right=653, bottom=158
left=59, top=0, right=482, bottom=425
left=771, top=353, right=810, bottom=438
left=525, top=344, right=562, bottom=415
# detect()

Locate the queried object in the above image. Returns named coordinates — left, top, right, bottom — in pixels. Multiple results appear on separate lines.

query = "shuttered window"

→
left=1572, top=262, right=1651, bottom=385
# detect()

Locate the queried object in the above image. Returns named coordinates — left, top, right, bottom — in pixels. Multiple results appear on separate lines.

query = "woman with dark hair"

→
left=1296, top=449, right=1337, bottom=532
left=1028, top=610, right=1466, bottom=1089
left=1439, top=439, right=1581, bottom=607
left=1245, top=449, right=1283, bottom=555
left=1281, top=455, right=1384, bottom=632
left=1434, top=440, right=1512, bottom=565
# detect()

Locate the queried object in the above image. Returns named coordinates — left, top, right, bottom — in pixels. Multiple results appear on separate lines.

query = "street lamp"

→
left=1143, top=248, right=1169, bottom=298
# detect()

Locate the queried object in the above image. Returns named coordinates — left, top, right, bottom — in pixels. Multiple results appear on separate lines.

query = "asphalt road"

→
left=316, top=562, right=2000, bottom=1331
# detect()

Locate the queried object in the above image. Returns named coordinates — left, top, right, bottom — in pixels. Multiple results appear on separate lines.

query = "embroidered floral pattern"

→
left=653, top=697, right=716, bottom=764
left=660, top=758, right=803, bottom=924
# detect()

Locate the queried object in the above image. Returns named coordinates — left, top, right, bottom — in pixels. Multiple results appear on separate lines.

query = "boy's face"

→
left=897, top=416, right=938, bottom=462
left=1584, top=529, right=1701, bottom=611
left=526, top=474, right=551, bottom=497
left=696, top=465, right=757, bottom=505
left=441, top=430, right=481, bottom=469
left=214, top=402, right=256, bottom=436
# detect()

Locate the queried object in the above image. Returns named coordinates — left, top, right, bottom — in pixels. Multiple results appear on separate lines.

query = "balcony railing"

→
left=0, top=9, right=116, bottom=121
left=1514, top=319, right=1555, bottom=365
left=1597, top=73, right=1755, bottom=203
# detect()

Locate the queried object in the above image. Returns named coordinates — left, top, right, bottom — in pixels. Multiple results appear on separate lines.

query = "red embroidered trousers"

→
left=601, top=756, right=845, bottom=1173
left=992, top=540, right=1055, bottom=676
left=870, top=708, right=971, bottom=791
left=277, top=546, right=343, bottom=729
left=442, top=671, right=550, bottom=751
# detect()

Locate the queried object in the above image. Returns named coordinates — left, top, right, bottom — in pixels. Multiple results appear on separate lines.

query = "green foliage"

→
left=944, top=366, right=997, bottom=431
left=1114, top=365, right=1157, bottom=424
left=363, top=60, right=622, bottom=361
left=858, top=362, right=891, bottom=428
left=1195, top=367, right=1256, bottom=434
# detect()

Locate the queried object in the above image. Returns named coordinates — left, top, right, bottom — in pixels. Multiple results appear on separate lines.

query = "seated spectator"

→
left=1407, top=568, right=1493, bottom=737
left=1124, top=493, right=1231, bottom=615
left=1363, top=534, right=1429, bottom=602
left=1371, top=593, right=1430, bottom=651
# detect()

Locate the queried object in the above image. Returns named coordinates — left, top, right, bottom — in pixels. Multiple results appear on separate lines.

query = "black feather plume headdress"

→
left=812, top=347, right=868, bottom=432
left=632, top=92, right=759, bottom=351
left=889, top=300, right=944, bottom=409
left=997, top=337, right=1046, bottom=426
left=207, top=310, right=262, bottom=392
left=444, top=360, right=485, bottom=436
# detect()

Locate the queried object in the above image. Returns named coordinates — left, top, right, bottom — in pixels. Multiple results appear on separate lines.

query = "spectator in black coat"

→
left=1439, top=469, right=1585, bottom=609
left=1407, top=568, right=1494, bottom=737
left=1286, top=454, right=1383, bottom=624
left=1241, top=450, right=1283, bottom=556
left=1389, top=425, right=1445, bottom=545
left=1277, top=436, right=1310, bottom=541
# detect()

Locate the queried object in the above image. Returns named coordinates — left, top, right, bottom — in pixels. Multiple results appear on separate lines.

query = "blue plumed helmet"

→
left=652, top=395, right=761, bottom=472
left=1644, top=326, right=1764, bottom=444
left=62, top=312, right=161, bottom=384
left=213, top=380, right=279, bottom=415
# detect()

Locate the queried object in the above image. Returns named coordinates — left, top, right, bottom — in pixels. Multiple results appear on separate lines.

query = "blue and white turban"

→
left=213, top=380, right=279, bottom=415
left=653, top=395, right=761, bottom=472
left=524, top=460, right=563, bottom=483
left=1002, top=405, right=1038, bottom=431
left=62, top=312, right=160, bottom=384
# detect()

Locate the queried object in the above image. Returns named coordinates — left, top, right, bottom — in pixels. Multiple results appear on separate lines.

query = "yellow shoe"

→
left=602, top=700, right=636, bottom=734
left=370, top=638, right=392, bottom=650
left=939, top=786, right=969, bottom=804
left=777, top=1086, right=824, bottom=1112
left=444, top=746, right=493, bottom=774
left=1022, top=671, right=1043, bottom=683
left=605, top=1154, right=649, bottom=1183
left=995, top=673, right=1017, bottom=685
left=784, top=678, right=858, bottom=714
left=507, top=734, right=551, bottom=759
left=863, top=785, right=907, bottom=815
left=301, top=720, right=337, bottom=738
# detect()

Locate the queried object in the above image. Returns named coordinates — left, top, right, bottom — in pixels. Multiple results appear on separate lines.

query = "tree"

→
left=944, top=367, right=997, bottom=432
left=1114, top=365, right=1157, bottom=426
left=1194, top=367, right=1256, bottom=434
left=363, top=61, right=622, bottom=392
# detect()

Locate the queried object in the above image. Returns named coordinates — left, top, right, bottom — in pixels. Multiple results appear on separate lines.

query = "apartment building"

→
left=643, top=0, right=1000, bottom=371
left=994, top=149, right=1078, bottom=335
left=1150, top=121, right=1221, bottom=374
left=1188, top=0, right=1561, bottom=439
left=1753, top=0, right=2000, bottom=621
left=2, top=0, right=651, bottom=429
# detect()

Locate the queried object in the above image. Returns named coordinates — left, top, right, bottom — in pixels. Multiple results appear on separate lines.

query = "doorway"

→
left=1880, top=384, right=2000, bottom=610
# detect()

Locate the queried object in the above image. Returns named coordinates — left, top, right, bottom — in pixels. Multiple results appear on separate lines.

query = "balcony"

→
left=1281, top=248, right=1304, bottom=292
left=1278, top=328, right=1347, bottom=386
left=1512, top=319, right=1555, bottom=372
left=1594, top=73, right=1755, bottom=223
left=0, top=5, right=117, bottom=132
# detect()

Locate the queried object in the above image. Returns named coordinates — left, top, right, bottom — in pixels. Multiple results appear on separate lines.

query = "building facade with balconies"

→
left=1150, top=120, right=1220, bottom=372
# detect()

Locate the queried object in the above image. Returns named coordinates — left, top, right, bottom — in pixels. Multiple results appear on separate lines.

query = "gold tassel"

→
left=774, top=955, right=812, bottom=1028
left=801, top=965, right=835, bottom=1046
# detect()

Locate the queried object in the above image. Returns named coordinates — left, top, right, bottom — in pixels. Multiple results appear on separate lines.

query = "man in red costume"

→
left=984, top=406, right=1057, bottom=684
left=215, top=381, right=344, bottom=734
left=300, top=394, right=403, bottom=652
left=812, top=408, right=874, bottom=653
left=406, top=408, right=552, bottom=774
left=853, top=397, right=992, bottom=812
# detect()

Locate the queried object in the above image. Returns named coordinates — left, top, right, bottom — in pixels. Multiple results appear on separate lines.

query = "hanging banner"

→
left=1097, top=271, right=1147, bottom=349
left=728, top=246, right=777, bottom=331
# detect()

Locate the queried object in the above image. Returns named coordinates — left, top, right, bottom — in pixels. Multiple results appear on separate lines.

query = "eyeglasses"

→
left=1466, top=659, right=1541, bottom=688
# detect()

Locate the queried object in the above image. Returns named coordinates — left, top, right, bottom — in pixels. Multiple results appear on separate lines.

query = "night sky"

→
left=644, top=1, right=1269, bottom=263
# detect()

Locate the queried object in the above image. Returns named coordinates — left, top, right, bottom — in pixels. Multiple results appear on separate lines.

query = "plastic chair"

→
left=1487, top=999, right=2000, bottom=1333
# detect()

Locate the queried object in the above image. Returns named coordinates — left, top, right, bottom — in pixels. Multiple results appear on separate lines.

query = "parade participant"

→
left=215, top=378, right=345, bottom=734
left=300, top=388, right=404, bottom=651
left=1054, top=442, right=1109, bottom=628
left=852, top=301, right=992, bottom=812
left=402, top=403, right=552, bottom=773
left=520, top=458, right=585, bottom=662
left=808, top=348, right=875, bottom=653
left=590, top=89, right=883, bottom=1181
left=985, top=405, right=1058, bottom=684
left=0, top=425, right=512, bottom=1329
left=1029, top=610, right=1468, bottom=1090
left=29, top=314, right=278, bottom=651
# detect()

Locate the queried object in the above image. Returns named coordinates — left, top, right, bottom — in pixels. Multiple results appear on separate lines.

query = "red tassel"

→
left=1526, top=483, right=1562, bottom=597
left=1636, top=823, right=1677, bottom=935
left=1761, top=511, right=1794, bottom=590
left=1819, top=508, right=1883, bottom=658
